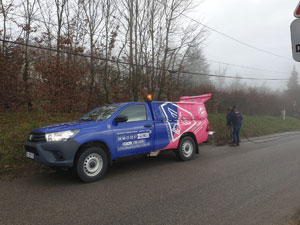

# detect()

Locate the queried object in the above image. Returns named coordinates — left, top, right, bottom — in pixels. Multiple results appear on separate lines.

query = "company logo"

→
left=160, top=103, right=197, bottom=142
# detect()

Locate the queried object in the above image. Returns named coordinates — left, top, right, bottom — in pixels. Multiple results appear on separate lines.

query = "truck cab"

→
left=24, top=94, right=211, bottom=182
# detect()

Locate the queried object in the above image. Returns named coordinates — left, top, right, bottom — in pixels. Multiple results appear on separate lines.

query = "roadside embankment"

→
left=1, top=112, right=300, bottom=179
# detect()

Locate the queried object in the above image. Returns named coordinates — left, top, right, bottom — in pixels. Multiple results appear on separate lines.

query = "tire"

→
left=176, top=136, right=196, bottom=161
left=75, top=147, right=108, bottom=183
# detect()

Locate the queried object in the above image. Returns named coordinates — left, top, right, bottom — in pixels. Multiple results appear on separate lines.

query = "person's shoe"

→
left=229, top=142, right=236, bottom=146
left=236, top=143, right=240, bottom=146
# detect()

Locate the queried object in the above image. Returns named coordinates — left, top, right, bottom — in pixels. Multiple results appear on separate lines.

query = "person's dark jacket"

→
left=231, top=111, right=242, bottom=127
left=226, top=112, right=232, bottom=126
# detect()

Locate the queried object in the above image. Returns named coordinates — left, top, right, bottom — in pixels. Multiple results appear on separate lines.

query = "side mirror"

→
left=114, top=115, right=128, bottom=123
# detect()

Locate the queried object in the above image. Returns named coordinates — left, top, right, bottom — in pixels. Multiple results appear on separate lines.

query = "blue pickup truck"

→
left=24, top=94, right=211, bottom=182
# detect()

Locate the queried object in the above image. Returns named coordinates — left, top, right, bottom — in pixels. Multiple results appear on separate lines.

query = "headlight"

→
left=45, top=130, right=80, bottom=142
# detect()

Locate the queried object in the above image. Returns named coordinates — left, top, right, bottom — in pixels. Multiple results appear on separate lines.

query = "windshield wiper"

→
left=79, top=118, right=94, bottom=121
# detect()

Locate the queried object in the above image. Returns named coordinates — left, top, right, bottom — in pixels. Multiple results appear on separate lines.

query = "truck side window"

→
left=118, top=104, right=147, bottom=122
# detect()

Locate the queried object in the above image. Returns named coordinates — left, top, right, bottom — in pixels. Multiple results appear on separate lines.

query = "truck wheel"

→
left=176, top=136, right=196, bottom=161
left=76, top=147, right=108, bottom=183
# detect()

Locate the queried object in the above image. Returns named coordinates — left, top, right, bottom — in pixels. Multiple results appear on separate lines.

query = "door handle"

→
left=144, top=124, right=152, bottom=128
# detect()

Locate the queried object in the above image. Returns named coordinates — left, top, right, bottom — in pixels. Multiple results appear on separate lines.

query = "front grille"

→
left=28, top=132, right=46, bottom=142
left=24, top=145, right=39, bottom=156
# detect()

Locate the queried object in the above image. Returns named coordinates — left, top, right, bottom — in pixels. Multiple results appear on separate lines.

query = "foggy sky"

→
left=190, top=0, right=299, bottom=90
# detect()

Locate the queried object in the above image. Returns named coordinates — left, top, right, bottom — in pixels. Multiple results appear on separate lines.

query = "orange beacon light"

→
left=146, top=94, right=152, bottom=101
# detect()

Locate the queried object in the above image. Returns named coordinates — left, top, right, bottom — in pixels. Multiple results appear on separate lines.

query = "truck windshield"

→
left=79, top=104, right=124, bottom=121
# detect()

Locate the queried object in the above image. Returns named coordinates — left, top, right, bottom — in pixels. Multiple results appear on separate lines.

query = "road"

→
left=1, top=132, right=300, bottom=225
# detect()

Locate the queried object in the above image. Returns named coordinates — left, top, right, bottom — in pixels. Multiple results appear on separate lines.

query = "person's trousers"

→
left=227, top=125, right=232, bottom=141
left=232, top=125, right=241, bottom=144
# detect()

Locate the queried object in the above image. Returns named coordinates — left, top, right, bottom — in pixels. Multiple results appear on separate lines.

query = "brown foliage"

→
left=0, top=46, right=27, bottom=110
left=0, top=46, right=287, bottom=116
left=33, top=56, right=89, bottom=112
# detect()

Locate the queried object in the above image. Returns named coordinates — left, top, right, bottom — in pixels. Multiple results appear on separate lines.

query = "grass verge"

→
left=1, top=112, right=300, bottom=180
left=0, top=112, right=80, bottom=180
left=208, top=114, right=300, bottom=144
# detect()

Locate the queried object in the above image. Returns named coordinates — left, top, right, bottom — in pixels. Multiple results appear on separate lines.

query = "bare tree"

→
left=20, top=0, right=38, bottom=109
left=54, top=0, right=68, bottom=58
left=68, top=0, right=86, bottom=59
left=37, top=0, right=55, bottom=49
left=157, top=0, right=195, bottom=100
left=102, top=0, right=118, bottom=103
left=81, top=0, right=104, bottom=105
left=0, top=0, right=14, bottom=54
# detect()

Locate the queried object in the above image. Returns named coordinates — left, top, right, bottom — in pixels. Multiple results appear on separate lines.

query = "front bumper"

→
left=24, top=139, right=81, bottom=167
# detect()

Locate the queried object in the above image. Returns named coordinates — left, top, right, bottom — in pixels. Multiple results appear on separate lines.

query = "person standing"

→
left=231, top=106, right=242, bottom=146
left=226, top=107, right=233, bottom=143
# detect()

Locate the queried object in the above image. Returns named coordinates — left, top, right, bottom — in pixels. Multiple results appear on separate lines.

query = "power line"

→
left=207, top=59, right=288, bottom=75
left=156, top=0, right=293, bottom=61
left=0, top=39, right=288, bottom=81
left=178, top=70, right=287, bottom=81
left=187, top=16, right=293, bottom=61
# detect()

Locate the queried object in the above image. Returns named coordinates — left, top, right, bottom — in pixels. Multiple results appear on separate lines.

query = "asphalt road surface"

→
left=1, top=132, right=300, bottom=225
